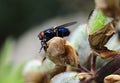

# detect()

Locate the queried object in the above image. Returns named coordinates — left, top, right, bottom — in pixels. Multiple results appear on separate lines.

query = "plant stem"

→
left=90, top=53, right=97, bottom=73
left=94, top=54, right=120, bottom=83
left=114, top=68, right=120, bottom=74
left=78, top=64, right=90, bottom=73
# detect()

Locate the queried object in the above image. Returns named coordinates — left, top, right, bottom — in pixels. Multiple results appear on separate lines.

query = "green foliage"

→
left=89, top=10, right=107, bottom=34
left=0, top=38, right=24, bottom=83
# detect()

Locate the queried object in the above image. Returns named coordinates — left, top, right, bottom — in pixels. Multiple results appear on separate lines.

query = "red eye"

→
left=40, top=32, right=44, bottom=39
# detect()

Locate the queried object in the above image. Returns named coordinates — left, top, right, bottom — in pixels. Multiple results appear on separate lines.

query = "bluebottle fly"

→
left=38, top=21, right=77, bottom=51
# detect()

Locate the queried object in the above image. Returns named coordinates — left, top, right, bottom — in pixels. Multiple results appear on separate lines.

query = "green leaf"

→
left=89, top=10, right=107, bottom=34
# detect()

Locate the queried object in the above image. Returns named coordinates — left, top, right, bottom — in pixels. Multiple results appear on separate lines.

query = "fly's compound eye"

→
left=39, top=32, right=44, bottom=40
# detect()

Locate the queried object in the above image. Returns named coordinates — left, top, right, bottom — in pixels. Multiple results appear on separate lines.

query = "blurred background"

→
left=0, top=0, right=94, bottom=64
left=0, top=0, right=94, bottom=82
left=0, top=0, right=94, bottom=46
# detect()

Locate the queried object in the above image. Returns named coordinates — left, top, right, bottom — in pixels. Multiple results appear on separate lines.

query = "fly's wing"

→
left=54, top=21, right=77, bottom=37
left=55, top=21, right=77, bottom=28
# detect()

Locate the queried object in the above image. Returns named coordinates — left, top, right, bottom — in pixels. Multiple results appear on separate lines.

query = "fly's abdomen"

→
left=57, top=27, right=70, bottom=37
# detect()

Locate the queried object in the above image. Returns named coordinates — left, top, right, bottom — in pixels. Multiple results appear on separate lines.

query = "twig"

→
left=78, top=64, right=90, bottom=73
left=94, top=55, right=120, bottom=83
left=90, top=53, right=97, bottom=73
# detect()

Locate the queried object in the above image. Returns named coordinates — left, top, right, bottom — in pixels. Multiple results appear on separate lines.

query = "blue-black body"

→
left=56, top=27, right=70, bottom=37
left=43, top=28, right=56, bottom=42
